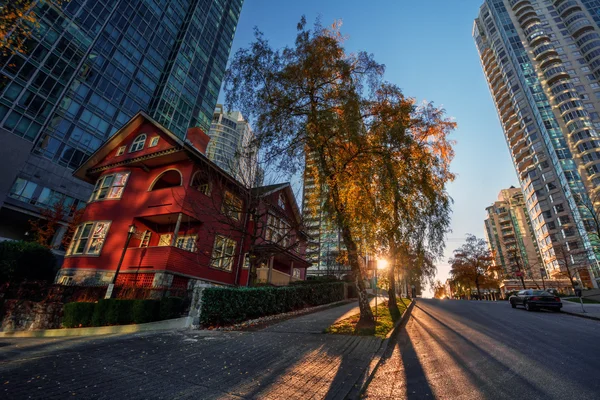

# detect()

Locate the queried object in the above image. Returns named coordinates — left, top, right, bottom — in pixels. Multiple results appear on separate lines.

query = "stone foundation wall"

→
left=1, top=300, right=63, bottom=331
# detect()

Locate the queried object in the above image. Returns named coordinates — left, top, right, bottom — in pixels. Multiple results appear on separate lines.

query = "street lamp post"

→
left=105, top=224, right=136, bottom=299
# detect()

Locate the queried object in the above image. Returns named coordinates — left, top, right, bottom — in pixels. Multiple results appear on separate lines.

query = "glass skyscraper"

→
left=474, top=0, right=600, bottom=288
left=206, top=104, right=260, bottom=186
left=0, top=0, right=243, bottom=244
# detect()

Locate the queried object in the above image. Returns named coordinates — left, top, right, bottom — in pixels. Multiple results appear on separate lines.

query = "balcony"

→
left=256, top=267, right=301, bottom=286
left=557, top=0, right=581, bottom=17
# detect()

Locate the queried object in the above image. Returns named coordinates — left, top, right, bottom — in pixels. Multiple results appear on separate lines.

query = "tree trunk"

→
left=387, top=252, right=401, bottom=322
left=519, top=274, right=526, bottom=290
left=340, top=224, right=375, bottom=333
left=475, top=276, right=482, bottom=300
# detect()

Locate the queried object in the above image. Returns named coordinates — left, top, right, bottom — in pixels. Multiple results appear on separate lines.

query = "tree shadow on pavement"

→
left=411, top=304, right=550, bottom=398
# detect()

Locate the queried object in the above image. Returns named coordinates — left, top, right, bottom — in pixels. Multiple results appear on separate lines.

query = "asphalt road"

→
left=364, top=298, right=600, bottom=400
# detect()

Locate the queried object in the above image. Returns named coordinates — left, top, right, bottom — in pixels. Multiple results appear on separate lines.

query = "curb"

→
left=0, top=316, right=192, bottom=338
left=347, top=299, right=416, bottom=399
left=561, top=310, right=600, bottom=322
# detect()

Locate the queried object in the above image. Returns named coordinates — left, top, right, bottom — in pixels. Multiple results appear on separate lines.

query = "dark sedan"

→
left=509, top=289, right=563, bottom=312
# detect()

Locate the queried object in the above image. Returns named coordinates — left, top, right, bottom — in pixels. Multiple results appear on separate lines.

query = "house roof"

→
left=252, top=182, right=303, bottom=227
left=73, top=111, right=240, bottom=187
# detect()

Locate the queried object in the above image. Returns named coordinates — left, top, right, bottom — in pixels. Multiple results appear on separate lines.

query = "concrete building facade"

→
left=0, top=0, right=244, bottom=254
left=484, top=187, right=544, bottom=279
left=474, top=0, right=600, bottom=288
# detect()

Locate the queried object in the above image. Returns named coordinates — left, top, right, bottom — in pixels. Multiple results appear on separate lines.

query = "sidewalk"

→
left=0, top=296, right=391, bottom=400
left=263, top=295, right=388, bottom=334
left=560, top=298, right=600, bottom=320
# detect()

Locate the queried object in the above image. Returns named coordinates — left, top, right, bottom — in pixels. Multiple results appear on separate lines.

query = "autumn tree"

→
left=29, top=199, right=83, bottom=250
left=372, top=98, right=454, bottom=320
left=553, top=243, right=591, bottom=290
left=449, top=234, right=495, bottom=299
left=432, top=280, right=447, bottom=299
left=225, top=19, right=455, bottom=331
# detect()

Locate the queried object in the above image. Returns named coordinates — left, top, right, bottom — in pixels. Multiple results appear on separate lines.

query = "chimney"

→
left=186, top=127, right=210, bottom=154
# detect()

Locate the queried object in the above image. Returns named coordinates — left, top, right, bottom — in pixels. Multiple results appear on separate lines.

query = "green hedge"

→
left=0, top=241, right=57, bottom=283
left=200, top=282, right=345, bottom=326
left=63, top=302, right=96, bottom=328
left=63, top=297, right=185, bottom=328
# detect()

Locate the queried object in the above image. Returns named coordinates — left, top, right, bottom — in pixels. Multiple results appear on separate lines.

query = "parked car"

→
left=509, top=290, right=562, bottom=312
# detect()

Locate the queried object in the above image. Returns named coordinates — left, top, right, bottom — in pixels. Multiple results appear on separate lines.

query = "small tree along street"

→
left=449, top=234, right=497, bottom=299
left=225, top=19, right=455, bottom=332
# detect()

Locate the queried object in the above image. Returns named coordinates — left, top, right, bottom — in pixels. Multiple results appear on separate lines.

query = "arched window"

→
left=130, top=134, right=147, bottom=153
left=191, top=171, right=212, bottom=196
left=150, top=169, right=182, bottom=191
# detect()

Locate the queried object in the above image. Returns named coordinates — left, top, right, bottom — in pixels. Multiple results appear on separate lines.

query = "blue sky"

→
left=225, top=0, right=519, bottom=284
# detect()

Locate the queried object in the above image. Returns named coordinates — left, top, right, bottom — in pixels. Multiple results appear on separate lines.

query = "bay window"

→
left=67, top=221, right=111, bottom=256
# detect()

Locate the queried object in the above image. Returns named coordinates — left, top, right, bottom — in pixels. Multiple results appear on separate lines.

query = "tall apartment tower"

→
left=484, top=187, right=544, bottom=279
left=301, top=156, right=350, bottom=278
left=473, top=0, right=600, bottom=288
left=206, top=104, right=260, bottom=186
left=0, top=0, right=244, bottom=244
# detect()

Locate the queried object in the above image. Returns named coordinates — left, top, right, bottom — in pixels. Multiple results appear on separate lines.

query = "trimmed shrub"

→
left=0, top=241, right=57, bottom=283
left=91, top=299, right=110, bottom=326
left=63, top=302, right=96, bottom=328
left=159, top=297, right=185, bottom=320
left=200, top=282, right=345, bottom=326
left=106, top=299, right=135, bottom=325
left=132, top=299, right=160, bottom=324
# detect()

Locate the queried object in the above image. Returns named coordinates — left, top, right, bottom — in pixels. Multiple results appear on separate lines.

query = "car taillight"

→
left=531, top=297, right=540, bottom=301
left=555, top=297, right=561, bottom=302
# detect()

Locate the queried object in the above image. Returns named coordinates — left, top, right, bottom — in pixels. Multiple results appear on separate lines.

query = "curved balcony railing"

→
left=580, top=40, right=600, bottom=57
left=520, top=14, right=541, bottom=30
left=533, top=43, right=558, bottom=60
left=575, top=31, right=600, bottom=48
left=509, top=0, right=530, bottom=11
left=557, top=0, right=581, bottom=17
left=554, top=91, right=581, bottom=106
left=515, top=4, right=535, bottom=19
left=544, top=66, right=569, bottom=85
left=567, top=16, right=593, bottom=38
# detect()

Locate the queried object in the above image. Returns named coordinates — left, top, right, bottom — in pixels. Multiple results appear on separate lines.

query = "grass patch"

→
left=564, top=298, right=600, bottom=304
left=325, top=299, right=409, bottom=339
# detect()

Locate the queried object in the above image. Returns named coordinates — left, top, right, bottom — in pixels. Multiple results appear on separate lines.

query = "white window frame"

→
left=140, top=230, right=152, bottom=248
left=175, top=234, right=197, bottom=252
left=191, top=171, right=212, bottom=196
left=265, top=213, right=290, bottom=248
left=222, top=191, right=242, bottom=221
left=116, top=146, right=126, bottom=156
left=67, top=221, right=111, bottom=256
left=149, top=136, right=160, bottom=147
left=211, top=235, right=236, bottom=271
left=158, top=234, right=172, bottom=246
left=90, top=171, right=130, bottom=202
left=129, top=134, right=147, bottom=153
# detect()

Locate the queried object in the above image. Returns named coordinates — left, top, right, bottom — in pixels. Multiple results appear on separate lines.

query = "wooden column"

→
left=267, top=256, right=274, bottom=284
left=170, top=213, right=183, bottom=246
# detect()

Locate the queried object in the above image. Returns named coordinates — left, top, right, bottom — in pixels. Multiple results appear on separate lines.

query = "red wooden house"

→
left=58, top=112, right=309, bottom=289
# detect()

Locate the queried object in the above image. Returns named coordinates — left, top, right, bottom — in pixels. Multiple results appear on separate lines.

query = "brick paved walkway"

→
left=0, top=299, right=384, bottom=399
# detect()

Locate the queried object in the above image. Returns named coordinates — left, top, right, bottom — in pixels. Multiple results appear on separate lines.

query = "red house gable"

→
left=59, top=113, right=309, bottom=289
